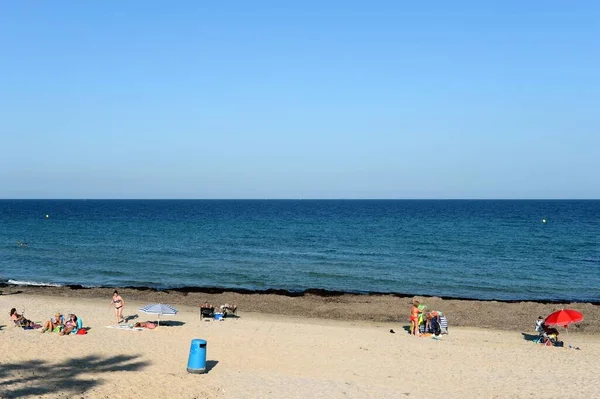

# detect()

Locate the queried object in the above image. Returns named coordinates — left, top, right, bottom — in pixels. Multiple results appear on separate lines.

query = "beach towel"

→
left=106, top=324, right=144, bottom=331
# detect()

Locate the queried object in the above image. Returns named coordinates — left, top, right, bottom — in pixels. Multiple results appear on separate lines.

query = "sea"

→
left=0, top=200, right=599, bottom=302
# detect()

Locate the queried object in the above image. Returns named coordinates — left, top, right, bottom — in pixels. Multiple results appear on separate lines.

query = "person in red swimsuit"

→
left=410, top=300, right=421, bottom=336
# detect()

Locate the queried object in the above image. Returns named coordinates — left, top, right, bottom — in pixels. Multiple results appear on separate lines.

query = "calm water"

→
left=0, top=200, right=599, bottom=302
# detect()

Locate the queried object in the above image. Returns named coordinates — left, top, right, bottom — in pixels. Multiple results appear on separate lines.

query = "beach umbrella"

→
left=139, top=303, right=178, bottom=326
left=544, top=309, right=584, bottom=349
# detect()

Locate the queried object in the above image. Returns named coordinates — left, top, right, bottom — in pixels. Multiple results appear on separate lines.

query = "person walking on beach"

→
left=111, top=290, right=125, bottom=324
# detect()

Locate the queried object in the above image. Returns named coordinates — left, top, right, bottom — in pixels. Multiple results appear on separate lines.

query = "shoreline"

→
left=3, top=283, right=598, bottom=305
left=2, top=284, right=599, bottom=334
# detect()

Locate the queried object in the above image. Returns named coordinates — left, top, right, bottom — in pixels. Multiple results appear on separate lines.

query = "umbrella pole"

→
left=158, top=314, right=160, bottom=327
left=565, top=327, right=570, bottom=349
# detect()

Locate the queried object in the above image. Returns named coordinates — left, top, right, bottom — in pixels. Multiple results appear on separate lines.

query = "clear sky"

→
left=1, top=1, right=599, bottom=199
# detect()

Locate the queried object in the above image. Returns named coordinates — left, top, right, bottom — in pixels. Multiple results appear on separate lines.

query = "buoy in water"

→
left=542, top=219, right=546, bottom=223
left=45, top=214, right=49, bottom=219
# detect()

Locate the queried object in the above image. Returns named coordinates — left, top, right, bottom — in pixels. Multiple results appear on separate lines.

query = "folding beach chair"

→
left=199, top=306, right=215, bottom=320
left=439, top=316, right=449, bottom=334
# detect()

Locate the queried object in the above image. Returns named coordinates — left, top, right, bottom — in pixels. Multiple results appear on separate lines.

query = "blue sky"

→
left=1, top=1, right=599, bottom=199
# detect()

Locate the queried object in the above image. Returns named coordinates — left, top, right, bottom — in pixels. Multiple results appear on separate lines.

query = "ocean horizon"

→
left=1, top=199, right=599, bottom=302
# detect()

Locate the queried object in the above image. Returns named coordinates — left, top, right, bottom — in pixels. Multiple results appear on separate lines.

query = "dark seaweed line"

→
left=2, top=282, right=597, bottom=305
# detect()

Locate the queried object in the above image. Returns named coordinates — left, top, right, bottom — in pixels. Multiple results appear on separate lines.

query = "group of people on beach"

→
left=409, top=300, right=445, bottom=336
left=8, top=289, right=158, bottom=333
left=10, top=308, right=82, bottom=335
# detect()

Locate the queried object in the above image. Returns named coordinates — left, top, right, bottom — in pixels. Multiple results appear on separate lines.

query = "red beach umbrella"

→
left=544, top=309, right=584, bottom=327
left=544, top=309, right=584, bottom=349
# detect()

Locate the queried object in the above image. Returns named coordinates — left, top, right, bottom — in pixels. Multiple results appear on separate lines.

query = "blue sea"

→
left=1, top=200, right=599, bottom=302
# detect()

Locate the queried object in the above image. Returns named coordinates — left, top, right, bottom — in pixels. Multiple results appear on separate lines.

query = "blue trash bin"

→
left=187, top=339, right=207, bottom=373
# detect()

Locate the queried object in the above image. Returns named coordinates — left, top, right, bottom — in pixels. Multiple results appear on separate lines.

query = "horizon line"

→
left=1, top=198, right=599, bottom=201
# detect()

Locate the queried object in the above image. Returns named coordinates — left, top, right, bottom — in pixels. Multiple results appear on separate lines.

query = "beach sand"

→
left=1, top=287, right=599, bottom=398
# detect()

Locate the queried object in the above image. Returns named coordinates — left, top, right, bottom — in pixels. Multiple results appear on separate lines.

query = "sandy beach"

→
left=1, top=287, right=599, bottom=398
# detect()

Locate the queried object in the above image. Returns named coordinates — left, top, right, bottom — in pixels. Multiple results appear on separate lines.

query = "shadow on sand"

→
left=124, top=314, right=139, bottom=323
left=205, top=360, right=219, bottom=373
left=521, top=332, right=539, bottom=342
left=154, top=320, right=185, bottom=327
left=0, top=354, right=150, bottom=398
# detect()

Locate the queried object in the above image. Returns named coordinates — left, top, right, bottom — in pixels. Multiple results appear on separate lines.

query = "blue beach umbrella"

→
left=139, top=303, right=178, bottom=326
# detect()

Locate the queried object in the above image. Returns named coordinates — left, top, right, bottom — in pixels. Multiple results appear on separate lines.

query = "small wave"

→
left=7, top=279, right=63, bottom=287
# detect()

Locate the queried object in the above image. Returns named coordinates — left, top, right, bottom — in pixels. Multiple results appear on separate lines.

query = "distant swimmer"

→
left=16, top=241, right=28, bottom=247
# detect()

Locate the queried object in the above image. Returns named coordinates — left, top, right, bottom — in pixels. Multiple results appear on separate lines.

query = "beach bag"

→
left=76, top=328, right=87, bottom=335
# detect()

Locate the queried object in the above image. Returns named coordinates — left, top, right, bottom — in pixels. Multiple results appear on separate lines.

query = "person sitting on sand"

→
left=10, top=308, right=34, bottom=327
left=134, top=321, right=157, bottom=329
left=41, top=313, right=64, bottom=333
left=220, top=303, right=237, bottom=316
left=536, top=316, right=559, bottom=337
left=410, top=301, right=422, bottom=336
left=60, top=314, right=79, bottom=335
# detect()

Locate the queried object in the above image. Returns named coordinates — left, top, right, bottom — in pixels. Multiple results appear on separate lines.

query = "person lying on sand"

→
left=10, top=308, right=34, bottom=327
left=134, top=321, right=157, bottom=329
left=41, top=313, right=64, bottom=333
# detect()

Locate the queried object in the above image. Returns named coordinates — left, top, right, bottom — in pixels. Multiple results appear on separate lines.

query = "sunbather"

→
left=10, top=308, right=34, bottom=327
left=41, top=313, right=64, bottom=333
left=134, top=321, right=157, bottom=329
left=60, top=314, right=79, bottom=335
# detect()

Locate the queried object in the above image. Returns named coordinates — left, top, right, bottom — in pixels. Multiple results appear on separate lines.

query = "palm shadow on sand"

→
left=0, top=354, right=150, bottom=398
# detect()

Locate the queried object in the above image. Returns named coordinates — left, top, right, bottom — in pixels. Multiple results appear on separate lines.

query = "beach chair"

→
left=199, top=306, right=215, bottom=320
left=439, top=316, right=449, bottom=334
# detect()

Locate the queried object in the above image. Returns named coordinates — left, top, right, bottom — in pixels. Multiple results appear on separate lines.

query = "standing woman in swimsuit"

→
left=410, top=300, right=421, bottom=336
left=111, top=290, right=125, bottom=324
